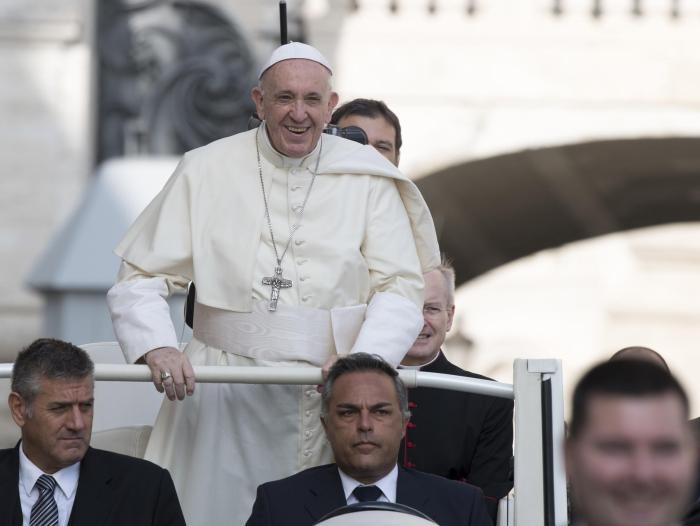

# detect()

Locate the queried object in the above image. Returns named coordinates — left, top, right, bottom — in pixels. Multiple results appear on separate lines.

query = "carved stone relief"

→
left=97, top=0, right=256, bottom=161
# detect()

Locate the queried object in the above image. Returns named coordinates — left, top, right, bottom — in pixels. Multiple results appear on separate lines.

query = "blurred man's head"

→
left=609, top=346, right=670, bottom=372
left=321, top=353, right=409, bottom=484
left=566, top=360, right=696, bottom=526
left=402, top=260, right=456, bottom=367
left=252, top=43, right=338, bottom=158
left=9, top=338, right=95, bottom=474
left=331, top=98, right=402, bottom=166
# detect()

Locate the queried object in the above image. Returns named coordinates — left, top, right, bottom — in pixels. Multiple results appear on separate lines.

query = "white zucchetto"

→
left=258, top=42, right=333, bottom=79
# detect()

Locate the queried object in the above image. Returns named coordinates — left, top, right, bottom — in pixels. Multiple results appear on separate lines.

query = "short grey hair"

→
left=321, top=353, right=410, bottom=421
left=12, top=338, right=94, bottom=416
left=434, top=255, right=456, bottom=306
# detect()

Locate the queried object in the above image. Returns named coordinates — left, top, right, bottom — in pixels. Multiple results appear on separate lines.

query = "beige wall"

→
left=0, top=0, right=94, bottom=359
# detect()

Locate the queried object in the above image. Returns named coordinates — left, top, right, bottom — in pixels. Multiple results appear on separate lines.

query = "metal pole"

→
left=0, top=364, right=514, bottom=399
left=279, top=1, right=288, bottom=45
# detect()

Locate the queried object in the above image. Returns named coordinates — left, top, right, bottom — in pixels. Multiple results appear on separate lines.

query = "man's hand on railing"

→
left=317, top=354, right=340, bottom=392
left=143, top=346, right=196, bottom=401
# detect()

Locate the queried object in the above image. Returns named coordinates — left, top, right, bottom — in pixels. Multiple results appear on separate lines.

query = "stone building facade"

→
left=2, top=0, right=700, bottom=411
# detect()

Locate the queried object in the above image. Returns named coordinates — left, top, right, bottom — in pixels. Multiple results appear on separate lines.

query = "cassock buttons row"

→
left=406, top=402, right=418, bottom=454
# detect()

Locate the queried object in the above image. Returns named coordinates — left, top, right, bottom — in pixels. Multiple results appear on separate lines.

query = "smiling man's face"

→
left=322, top=371, right=406, bottom=484
left=402, top=269, right=455, bottom=367
left=566, top=393, right=696, bottom=526
left=252, top=59, right=338, bottom=158
left=10, top=376, right=94, bottom=474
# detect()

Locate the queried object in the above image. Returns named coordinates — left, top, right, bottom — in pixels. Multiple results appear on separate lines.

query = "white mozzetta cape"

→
left=114, top=128, right=440, bottom=312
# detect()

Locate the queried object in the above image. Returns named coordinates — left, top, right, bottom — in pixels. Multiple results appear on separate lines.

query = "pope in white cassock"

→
left=106, top=42, right=440, bottom=525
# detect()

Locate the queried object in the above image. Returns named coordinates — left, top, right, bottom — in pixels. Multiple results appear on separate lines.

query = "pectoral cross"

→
left=262, top=266, right=292, bottom=311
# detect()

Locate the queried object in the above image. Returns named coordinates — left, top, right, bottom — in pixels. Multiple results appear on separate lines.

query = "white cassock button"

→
left=295, top=239, right=305, bottom=246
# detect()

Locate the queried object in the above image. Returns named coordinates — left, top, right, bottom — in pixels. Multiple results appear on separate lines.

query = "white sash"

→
left=192, top=300, right=366, bottom=366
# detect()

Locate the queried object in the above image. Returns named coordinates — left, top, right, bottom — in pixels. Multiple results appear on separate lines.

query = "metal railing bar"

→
left=0, top=364, right=514, bottom=399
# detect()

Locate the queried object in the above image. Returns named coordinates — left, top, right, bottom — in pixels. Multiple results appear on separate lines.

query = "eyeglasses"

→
left=422, top=305, right=449, bottom=317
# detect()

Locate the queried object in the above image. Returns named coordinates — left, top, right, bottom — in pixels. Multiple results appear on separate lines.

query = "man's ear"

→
left=326, top=91, right=339, bottom=122
left=563, top=439, right=575, bottom=482
left=251, top=86, right=265, bottom=120
left=8, top=392, right=28, bottom=427
left=446, top=304, right=456, bottom=332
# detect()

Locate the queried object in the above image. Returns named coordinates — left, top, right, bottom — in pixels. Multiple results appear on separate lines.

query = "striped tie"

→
left=30, top=475, right=59, bottom=526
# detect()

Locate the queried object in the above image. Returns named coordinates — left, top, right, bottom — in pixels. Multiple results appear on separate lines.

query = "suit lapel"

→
left=304, top=466, right=347, bottom=522
left=0, top=446, right=23, bottom=526
left=396, top=467, right=430, bottom=511
left=68, top=448, right=116, bottom=526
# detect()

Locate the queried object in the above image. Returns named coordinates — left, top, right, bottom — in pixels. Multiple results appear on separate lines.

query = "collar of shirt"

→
left=338, top=464, right=399, bottom=505
left=259, top=121, right=322, bottom=170
left=397, top=349, right=442, bottom=370
left=19, top=442, right=80, bottom=501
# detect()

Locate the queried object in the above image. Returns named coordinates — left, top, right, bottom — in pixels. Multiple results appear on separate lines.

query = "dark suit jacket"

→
left=0, top=445, right=185, bottom=526
left=685, top=499, right=700, bottom=526
left=245, top=463, right=492, bottom=526
left=400, top=351, right=514, bottom=514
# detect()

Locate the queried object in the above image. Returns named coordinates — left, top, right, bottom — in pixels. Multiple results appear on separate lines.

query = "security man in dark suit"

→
left=399, top=260, right=513, bottom=518
left=0, top=338, right=185, bottom=526
left=246, top=352, right=491, bottom=526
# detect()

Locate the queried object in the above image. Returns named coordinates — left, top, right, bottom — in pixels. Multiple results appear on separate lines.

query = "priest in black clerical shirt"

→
left=399, top=260, right=514, bottom=519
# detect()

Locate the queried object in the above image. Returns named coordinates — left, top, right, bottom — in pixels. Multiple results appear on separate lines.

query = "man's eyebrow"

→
left=335, top=403, right=359, bottom=412
left=334, top=402, right=393, bottom=409
left=49, top=397, right=95, bottom=406
left=374, top=140, right=394, bottom=148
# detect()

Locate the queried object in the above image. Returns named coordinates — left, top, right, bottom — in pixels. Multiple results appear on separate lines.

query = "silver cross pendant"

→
left=261, top=266, right=292, bottom=311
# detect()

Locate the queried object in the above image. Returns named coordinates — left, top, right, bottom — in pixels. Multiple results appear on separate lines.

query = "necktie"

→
left=352, top=484, right=383, bottom=502
left=30, top=475, right=59, bottom=526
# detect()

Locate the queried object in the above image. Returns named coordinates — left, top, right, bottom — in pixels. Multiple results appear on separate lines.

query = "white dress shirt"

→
left=339, top=464, right=399, bottom=505
left=19, top=443, right=80, bottom=526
